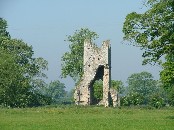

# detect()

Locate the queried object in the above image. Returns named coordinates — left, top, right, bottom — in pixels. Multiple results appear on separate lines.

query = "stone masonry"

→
left=74, top=39, right=119, bottom=107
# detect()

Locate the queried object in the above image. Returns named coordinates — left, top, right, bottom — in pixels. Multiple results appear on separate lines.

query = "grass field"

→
left=0, top=106, right=174, bottom=130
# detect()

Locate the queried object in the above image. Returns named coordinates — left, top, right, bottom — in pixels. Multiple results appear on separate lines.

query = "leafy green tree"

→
left=167, top=86, right=174, bottom=105
left=93, top=79, right=124, bottom=104
left=122, top=0, right=174, bottom=105
left=93, top=80, right=103, bottom=103
left=0, top=49, right=27, bottom=107
left=0, top=18, right=48, bottom=107
left=121, top=92, right=144, bottom=106
left=160, top=54, right=174, bottom=105
left=127, top=72, right=157, bottom=97
left=43, top=80, right=67, bottom=104
left=111, top=80, right=125, bottom=95
left=63, top=88, right=75, bottom=104
left=0, top=39, right=48, bottom=107
left=126, top=72, right=160, bottom=105
left=121, top=72, right=166, bottom=107
left=61, top=28, right=98, bottom=82
left=0, top=18, right=10, bottom=41
left=123, top=0, right=174, bottom=65
left=149, top=92, right=166, bottom=108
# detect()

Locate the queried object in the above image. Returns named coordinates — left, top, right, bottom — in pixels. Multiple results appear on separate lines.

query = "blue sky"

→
left=0, top=0, right=161, bottom=90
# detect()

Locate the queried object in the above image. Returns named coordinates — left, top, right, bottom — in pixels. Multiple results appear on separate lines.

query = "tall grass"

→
left=0, top=106, right=174, bottom=130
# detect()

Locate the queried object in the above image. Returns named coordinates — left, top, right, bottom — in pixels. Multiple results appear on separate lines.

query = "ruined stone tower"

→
left=74, top=40, right=112, bottom=107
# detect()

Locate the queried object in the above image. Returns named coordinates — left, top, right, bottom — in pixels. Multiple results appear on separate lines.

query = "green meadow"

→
left=0, top=106, right=174, bottom=130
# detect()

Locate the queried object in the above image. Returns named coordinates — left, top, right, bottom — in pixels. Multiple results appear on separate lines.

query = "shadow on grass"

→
left=166, top=116, right=174, bottom=120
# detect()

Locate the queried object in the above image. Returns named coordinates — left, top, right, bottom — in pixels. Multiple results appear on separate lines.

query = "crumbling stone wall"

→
left=110, top=88, right=120, bottom=107
left=74, top=40, right=118, bottom=107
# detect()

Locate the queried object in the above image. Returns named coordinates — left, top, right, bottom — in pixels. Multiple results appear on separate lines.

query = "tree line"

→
left=61, top=0, right=174, bottom=107
left=0, top=18, right=69, bottom=107
left=0, top=0, right=173, bottom=108
left=91, top=71, right=166, bottom=108
left=122, top=0, right=174, bottom=106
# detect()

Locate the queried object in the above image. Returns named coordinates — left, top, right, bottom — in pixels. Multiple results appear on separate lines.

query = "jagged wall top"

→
left=83, top=39, right=111, bottom=71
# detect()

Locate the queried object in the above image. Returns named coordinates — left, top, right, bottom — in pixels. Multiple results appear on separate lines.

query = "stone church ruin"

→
left=74, top=40, right=119, bottom=107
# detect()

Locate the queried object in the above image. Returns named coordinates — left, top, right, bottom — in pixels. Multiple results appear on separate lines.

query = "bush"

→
left=148, top=93, right=166, bottom=108
left=121, top=93, right=144, bottom=106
